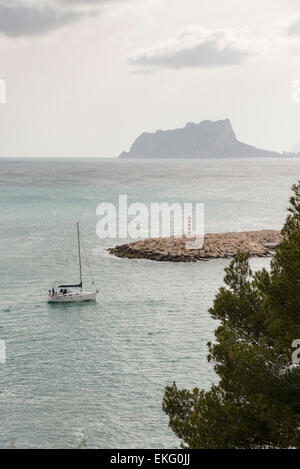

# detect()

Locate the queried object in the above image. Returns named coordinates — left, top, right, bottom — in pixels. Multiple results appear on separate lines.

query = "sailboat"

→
left=48, top=222, right=98, bottom=303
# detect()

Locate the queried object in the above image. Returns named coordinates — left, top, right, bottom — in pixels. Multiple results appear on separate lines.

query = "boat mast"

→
left=77, top=222, right=83, bottom=291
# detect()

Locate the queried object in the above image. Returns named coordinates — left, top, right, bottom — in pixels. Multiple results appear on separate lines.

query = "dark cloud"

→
left=0, top=1, right=86, bottom=37
left=60, top=0, right=110, bottom=3
left=58, top=0, right=122, bottom=4
left=129, top=27, right=254, bottom=69
left=0, top=0, right=123, bottom=38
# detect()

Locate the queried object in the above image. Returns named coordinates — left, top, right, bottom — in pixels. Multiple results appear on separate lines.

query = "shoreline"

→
left=108, top=230, right=281, bottom=263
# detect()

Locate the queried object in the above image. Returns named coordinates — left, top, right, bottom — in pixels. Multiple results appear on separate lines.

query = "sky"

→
left=1, top=0, right=300, bottom=157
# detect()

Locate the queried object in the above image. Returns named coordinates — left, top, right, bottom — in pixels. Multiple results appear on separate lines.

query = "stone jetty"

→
left=108, top=230, right=281, bottom=262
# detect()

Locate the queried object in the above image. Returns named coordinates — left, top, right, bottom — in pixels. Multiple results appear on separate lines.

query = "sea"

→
left=0, top=157, right=300, bottom=449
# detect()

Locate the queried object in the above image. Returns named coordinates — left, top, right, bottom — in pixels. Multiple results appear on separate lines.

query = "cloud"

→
left=128, top=26, right=257, bottom=70
left=0, top=0, right=124, bottom=38
left=287, top=17, right=300, bottom=35
left=0, top=1, right=86, bottom=37
left=59, top=0, right=117, bottom=3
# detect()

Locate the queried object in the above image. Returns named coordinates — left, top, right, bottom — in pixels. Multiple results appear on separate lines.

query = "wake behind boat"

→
left=48, top=222, right=98, bottom=304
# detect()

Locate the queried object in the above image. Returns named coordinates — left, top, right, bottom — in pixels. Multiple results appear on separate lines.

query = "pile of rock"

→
left=108, top=230, right=281, bottom=263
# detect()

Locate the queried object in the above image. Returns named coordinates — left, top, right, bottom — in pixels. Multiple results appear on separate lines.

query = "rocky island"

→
left=108, top=230, right=281, bottom=262
left=119, top=119, right=283, bottom=159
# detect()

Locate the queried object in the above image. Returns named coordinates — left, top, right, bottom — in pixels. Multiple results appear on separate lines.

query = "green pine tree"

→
left=163, top=181, right=300, bottom=449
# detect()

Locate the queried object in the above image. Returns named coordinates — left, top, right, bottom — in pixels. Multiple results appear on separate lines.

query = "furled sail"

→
left=58, top=283, right=82, bottom=288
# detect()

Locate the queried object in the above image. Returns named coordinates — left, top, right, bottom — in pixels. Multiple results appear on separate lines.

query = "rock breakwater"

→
left=108, top=230, right=281, bottom=262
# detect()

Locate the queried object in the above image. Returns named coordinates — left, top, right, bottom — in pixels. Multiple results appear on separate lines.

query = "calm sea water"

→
left=0, top=157, right=300, bottom=449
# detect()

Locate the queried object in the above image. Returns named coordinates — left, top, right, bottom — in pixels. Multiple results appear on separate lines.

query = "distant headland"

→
left=119, top=119, right=299, bottom=159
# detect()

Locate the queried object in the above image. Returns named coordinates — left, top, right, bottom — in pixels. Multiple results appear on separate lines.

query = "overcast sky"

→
left=1, top=0, right=300, bottom=157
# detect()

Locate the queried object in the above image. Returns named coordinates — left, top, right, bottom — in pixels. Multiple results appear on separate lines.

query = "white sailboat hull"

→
left=48, top=291, right=97, bottom=303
